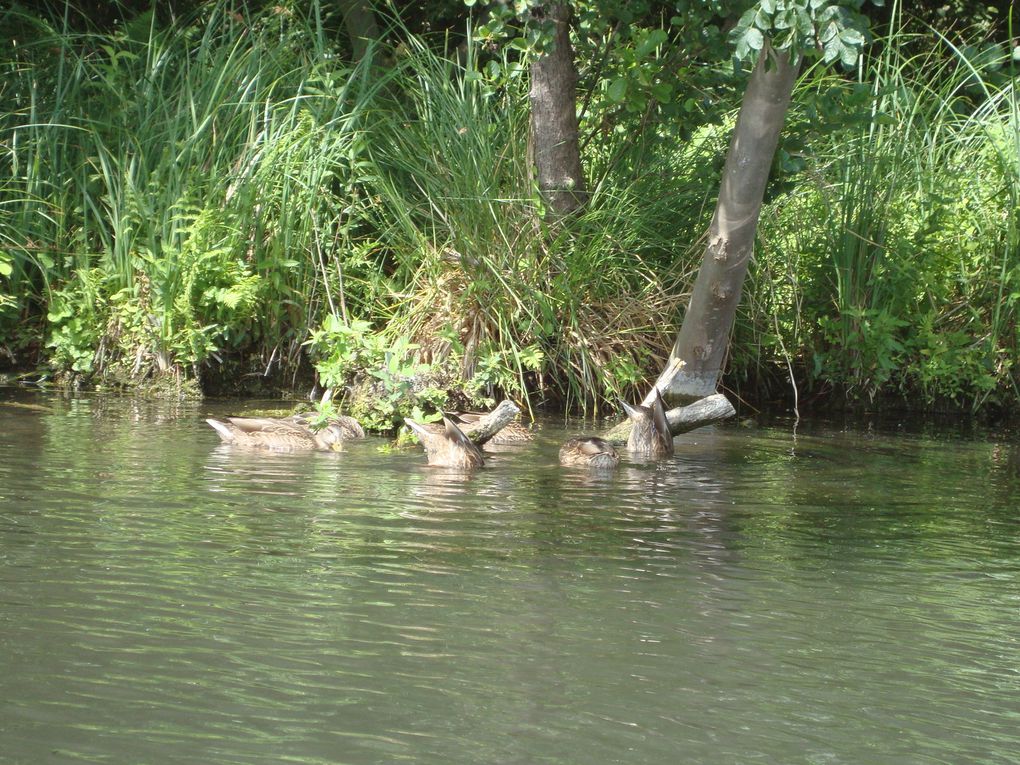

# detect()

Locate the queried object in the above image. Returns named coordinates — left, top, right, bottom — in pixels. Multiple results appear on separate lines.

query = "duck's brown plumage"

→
left=286, top=412, right=365, bottom=440
left=621, top=390, right=674, bottom=456
left=405, top=416, right=484, bottom=469
left=205, top=416, right=348, bottom=452
left=559, top=436, right=619, bottom=469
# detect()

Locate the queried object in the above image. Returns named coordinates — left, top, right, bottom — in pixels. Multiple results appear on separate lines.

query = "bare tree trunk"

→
left=339, top=0, right=380, bottom=64
left=655, top=43, right=798, bottom=400
left=529, top=3, right=587, bottom=217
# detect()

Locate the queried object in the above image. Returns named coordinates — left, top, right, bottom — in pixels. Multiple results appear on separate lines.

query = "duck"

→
left=286, top=411, right=366, bottom=440
left=620, top=389, right=674, bottom=456
left=404, top=416, right=485, bottom=469
left=558, top=436, right=619, bottom=469
left=205, top=416, right=350, bottom=452
left=450, top=411, right=534, bottom=444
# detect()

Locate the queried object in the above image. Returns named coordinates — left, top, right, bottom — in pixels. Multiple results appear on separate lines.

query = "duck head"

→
left=312, top=423, right=348, bottom=452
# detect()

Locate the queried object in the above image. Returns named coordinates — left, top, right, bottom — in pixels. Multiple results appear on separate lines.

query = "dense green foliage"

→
left=1, top=0, right=1018, bottom=418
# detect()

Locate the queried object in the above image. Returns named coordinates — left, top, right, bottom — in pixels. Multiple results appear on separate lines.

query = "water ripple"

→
left=2, top=393, right=1020, bottom=763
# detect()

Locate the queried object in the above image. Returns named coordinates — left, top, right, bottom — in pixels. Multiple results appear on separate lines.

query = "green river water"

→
left=1, top=388, right=1019, bottom=764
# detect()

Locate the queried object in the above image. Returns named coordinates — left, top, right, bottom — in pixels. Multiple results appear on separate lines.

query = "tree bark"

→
left=529, top=3, right=587, bottom=218
left=656, top=43, right=798, bottom=400
left=600, top=393, right=735, bottom=445
left=339, top=0, right=380, bottom=64
left=459, top=400, right=521, bottom=446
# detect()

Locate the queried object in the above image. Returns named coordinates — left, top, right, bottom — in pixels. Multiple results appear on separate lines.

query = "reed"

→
left=746, top=4, right=1019, bottom=408
left=1, top=3, right=383, bottom=383
left=349, top=27, right=697, bottom=412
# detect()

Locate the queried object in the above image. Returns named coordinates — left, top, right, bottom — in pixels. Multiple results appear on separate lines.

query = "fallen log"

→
left=457, top=400, right=521, bottom=446
left=600, top=393, right=736, bottom=445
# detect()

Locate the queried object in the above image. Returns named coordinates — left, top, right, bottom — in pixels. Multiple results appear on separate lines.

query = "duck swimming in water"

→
left=205, top=416, right=350, bottom=452
left=286, top=412, right=365, bottom=440
left=620, top=390, right=674, bottom=456
left=558, top=436, right=620, bottom=469
left=405, top=416, right=485, bottom=469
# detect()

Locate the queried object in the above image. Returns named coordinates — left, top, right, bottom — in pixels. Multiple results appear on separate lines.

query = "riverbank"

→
left=2, top=4, right=1017, bottom=417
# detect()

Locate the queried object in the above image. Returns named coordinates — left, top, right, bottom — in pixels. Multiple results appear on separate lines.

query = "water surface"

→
left=2, top=389, right=1019, bottom=764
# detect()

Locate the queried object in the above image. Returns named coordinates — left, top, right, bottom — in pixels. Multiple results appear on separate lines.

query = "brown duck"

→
left=286, top=412, right=365, bottom=440
left=205, top=416, right=350, bottom=452
left=558, top=436, right=620, bottom=469
left=405, top=416, right=485, bottom=469
left=620, top=390, right=674, bottom=456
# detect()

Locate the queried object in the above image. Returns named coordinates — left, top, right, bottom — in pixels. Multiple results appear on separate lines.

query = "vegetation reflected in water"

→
left=2, top=390, right=1019, bottom=764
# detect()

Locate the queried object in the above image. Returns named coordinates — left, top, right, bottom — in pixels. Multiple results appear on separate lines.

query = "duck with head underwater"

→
left=558, top=436, right=619, bottom=469
left=286, top=411, right=365, bottom=440
left=620, top=389, right=674, bottom=456
left=404, top=416, right=485, bottom=469
left=205, top=416, right=352, bottom=452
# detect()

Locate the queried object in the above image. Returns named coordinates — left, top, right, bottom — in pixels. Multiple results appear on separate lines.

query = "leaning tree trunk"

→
left=339, top=0, right=380, bottom=64
left=654, top=43, right=799, bottom=401
left=529, top=2, right=587, bottom=218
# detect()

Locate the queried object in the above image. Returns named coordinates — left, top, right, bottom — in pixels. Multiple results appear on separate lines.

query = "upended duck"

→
left=620, top=389, right=674, bottom=456
left=405, top=416, right=485, bottom=469
left=205, top=414, right=362, bottom=452
left=558, top=436, right=619, bottom=469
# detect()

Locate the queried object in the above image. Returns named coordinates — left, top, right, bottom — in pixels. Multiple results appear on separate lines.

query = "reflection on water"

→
left=2, top=389, right=1020, bottom=764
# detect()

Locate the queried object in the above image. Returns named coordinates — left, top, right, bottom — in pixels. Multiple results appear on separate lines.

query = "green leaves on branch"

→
left=474, top=0, right=550, bottom=58
left=305, top=317, right=478, bottom=433
left=731, top=0, right=883, bottom=68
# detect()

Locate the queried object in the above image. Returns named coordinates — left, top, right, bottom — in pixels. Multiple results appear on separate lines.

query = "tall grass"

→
left=3, top=1, right=1017, bottom=413
left=341, top=28, right=699, bottom=412
left=1, top=3, right=700, bottom=409
left=1, top=3, right=383, bottom=385
left=748, top=6, right=1020, bottom=408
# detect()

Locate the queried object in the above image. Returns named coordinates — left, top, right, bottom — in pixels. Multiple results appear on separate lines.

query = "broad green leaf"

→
left=734, top=7, right=757, bottom=33
left=841, top=41, right=859, bottom=68
left=647, top=29, right=668, bottom=47
left=607, top=77, right=628, bottom=103
left=823, top=35, right=841, bottom=63
left=650, top=82, right=673, bottom=103
left=840, top=28, right=865, bottom=46
left=796, top=8, right=813, bottom=34
left=745, top=27, right=764, bottom=51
